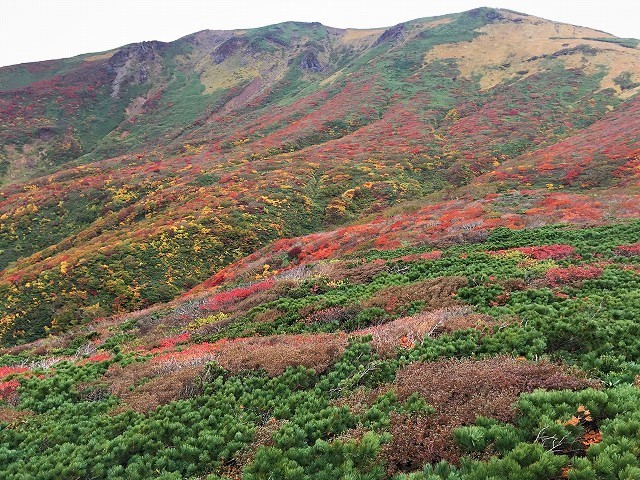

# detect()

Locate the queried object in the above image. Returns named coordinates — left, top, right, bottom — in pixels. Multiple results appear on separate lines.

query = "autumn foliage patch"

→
left=544, top=265, right=603, bottom=287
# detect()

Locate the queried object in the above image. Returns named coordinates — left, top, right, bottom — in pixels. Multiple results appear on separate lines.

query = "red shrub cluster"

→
left=149, top=331, right=349, bottom=378
left=151, top=341, right=223, bottom=366
left=157, top=332, right=191, bottom=349
left=615, top=243, right=640, bottom=257
left=0, top=379, right=20, bottom=402
left=544, top=265, right=603, bottom=287
left=0, top=366, right=28, bottom=379
left=311, top=259, right=389, bottom=284
left=201, top=279, right=276, bottom=312
left=79, top=352, right=112, bottom=364
left=398, top=251, right=443, bottom=262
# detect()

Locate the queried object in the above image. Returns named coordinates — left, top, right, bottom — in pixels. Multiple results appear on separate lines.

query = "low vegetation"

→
left=1, top=220, right=640, bottom=478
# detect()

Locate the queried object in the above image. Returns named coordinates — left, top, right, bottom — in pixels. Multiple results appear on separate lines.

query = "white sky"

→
left=1, top=1, right=639, bottom=68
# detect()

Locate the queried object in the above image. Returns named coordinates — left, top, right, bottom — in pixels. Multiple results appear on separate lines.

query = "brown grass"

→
left=423, top=11, right=639, bottom=96
left=305, top=305, right=361, bottom=327
left=102, top=332, right=350, bottom=412
left=0, top=406, right=32, bottom=425
left=229, top=417, right=286, bottom=474
left=252, top=308, right=284, bottom=324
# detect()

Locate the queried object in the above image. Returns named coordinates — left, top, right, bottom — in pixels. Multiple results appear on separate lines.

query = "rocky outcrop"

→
left=373, top=24, right=406, bottom=47
left=107, top=41, right=165, bottom=98
left=300, top=51, right=323, bottom=72
left=212, top=37, right=247, bottom=64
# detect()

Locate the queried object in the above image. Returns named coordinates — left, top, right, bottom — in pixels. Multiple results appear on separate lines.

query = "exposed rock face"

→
left=373, top=24, right=406, bottom=47
left=300, top=51, right=323, bottom=72
left=107, top=41, right=165, bottom=98
left=212, top=37, right=247, bottom=64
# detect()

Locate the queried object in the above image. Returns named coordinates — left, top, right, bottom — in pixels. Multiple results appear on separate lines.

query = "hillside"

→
left=1, top=7, right=640, bottom=479
left=1, top=7, right=639, bottom=344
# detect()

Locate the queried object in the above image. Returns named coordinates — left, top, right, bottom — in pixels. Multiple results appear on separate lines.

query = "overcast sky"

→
left=1, top=0, right=639, bottom=68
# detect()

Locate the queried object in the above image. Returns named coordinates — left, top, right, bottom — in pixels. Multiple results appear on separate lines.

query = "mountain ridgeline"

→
left=0, top=7, right=639, bottom=344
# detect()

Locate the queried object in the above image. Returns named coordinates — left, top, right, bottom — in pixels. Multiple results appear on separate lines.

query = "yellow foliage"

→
left=184, top=143, right=205, bottom=155
left=188, top=312, right=228, bottom=330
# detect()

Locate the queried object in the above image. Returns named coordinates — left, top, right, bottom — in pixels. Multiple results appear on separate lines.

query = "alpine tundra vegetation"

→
left=1, top=6, right=640, bottom=479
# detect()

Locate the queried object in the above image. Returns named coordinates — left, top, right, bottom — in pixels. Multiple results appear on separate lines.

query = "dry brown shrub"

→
left=103, top=361, right=157, bottom=397
left=75, top=381, right=110, bottom=402
left=2, top=342, right=35, bottom=356
left=363, top=276, right=468, bottom=313
left=188, top=315, right=235, bottom=337
left=311, top=260, right=389, bottom=284
left=103, top=360, right=208, bottom=413
left=252, top=308, right=284, bottom=324
left=333, top=386, right=381, bottom=417
left=381, top=357, right=598, bottom=473
left=297, top=303, right=319, bottom=318
left=119, top=366, right=204, bottom=413
left=386, top=413, right=462, bottom=470
left=1, top=339, right=51, bottom=357
left=230, top=417, right=286, bottom=473
left=215, top=333, right=349, bottom=376
left=360, top=306, right=498, bottom=357
left=30, top=345, right=49, bottom=356
left=0, top=407, right=32, bottom=425
left=305, top=305, right=360, bottom=326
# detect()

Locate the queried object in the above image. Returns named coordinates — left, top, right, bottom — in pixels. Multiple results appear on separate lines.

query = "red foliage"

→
left=150, top=333, right=348, bottom=376
left=0, top=380, right=20, bottom=400
left=545, top=265, right=603, bottom=287
left=158, top=332, right=191, bottom=349
left=0, top=366, right=28, bottom=380
left=615, top=243, right=640, bottom=257
left=84, top=352, right=112, bottom=363
left=399, top=250, right=443, bottom=262
left=363, top=276, right=467, bottom=314
left=151, top=341, right=223, bottom=365
left=201, top=279, right=275, bottom=311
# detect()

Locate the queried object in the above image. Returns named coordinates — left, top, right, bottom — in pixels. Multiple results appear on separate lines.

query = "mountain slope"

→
left=2, top=8, right=640, bottom=480
left=0, top=8, right=638, bottom=344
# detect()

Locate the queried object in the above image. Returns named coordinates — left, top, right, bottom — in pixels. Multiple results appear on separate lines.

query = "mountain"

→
left=1, top=7, right=638, bottom=344
left=0, top=10, right=640, bottom=477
